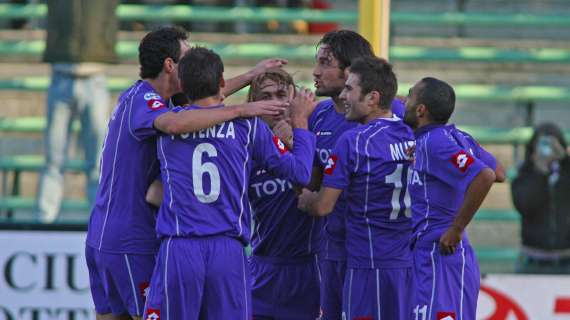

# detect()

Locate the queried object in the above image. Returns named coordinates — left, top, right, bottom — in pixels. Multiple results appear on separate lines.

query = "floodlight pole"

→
left=358, top=0, right=391, bottom=60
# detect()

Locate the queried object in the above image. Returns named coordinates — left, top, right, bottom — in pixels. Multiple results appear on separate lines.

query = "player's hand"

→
left=439, top=225, right=463, bottom=255
left=290, top=87, right=317, bottom=122
left=297, top=188, right=317, bottom=213
left=273, top=120, right=294, bottom=149
left=237, top=100, right=288, bottom=118
left=250, top=58, right=288, bottom=78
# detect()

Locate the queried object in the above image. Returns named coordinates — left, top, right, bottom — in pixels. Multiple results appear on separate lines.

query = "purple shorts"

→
left=143, top=236, right=251, bottom=320
left=85, top=244, right=154, bottom=316
left=411, top=241, right=480, bottom=320
left=318, top=258, right=346, bottom=320
left=342, top=266, right=412, bottom=320
left=250, top=255, right=320, bottom=319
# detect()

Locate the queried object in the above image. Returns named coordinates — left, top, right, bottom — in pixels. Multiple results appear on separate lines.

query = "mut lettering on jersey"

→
left=179, top=121, right=236, bottom=140
left=250, top=178, right=293, bottom=197
left=389, top=140, right=415, bottom=161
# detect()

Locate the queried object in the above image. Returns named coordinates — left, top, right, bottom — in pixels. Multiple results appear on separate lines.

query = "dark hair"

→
left=178, top=46, right=224, bottom=101
left=416, top=77, right=456, bottom=124
left=317, top=29, right=374, bottom=70
left=247, top=68, right=295, bottom=102
left=349, top=57, right=397, bottom=109
left=139, top=26, right=188, bottom=79
left=523, top=122, right=568, bottom=165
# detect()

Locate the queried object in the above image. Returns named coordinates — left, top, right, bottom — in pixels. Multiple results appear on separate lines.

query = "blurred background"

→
left=0, top=1, right=569, bottom=318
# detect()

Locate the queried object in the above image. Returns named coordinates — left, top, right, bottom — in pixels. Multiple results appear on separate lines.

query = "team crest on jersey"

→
left=436, top=311, right=456, bottom=320
left=147, top=99, right=166, bottom=111
left=139, top=282, right=150, bottom=298
left=324, top=155, right=338, bottom=175
left=272, top=136, right=288, bottom=155
left=450, top=150, right=474, bottom=173
left=145, top=309, right=160, bottom=320
left=144, top=92, right=161, bottom=101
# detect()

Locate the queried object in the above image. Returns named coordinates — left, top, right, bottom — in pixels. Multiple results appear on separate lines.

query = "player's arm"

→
left=439, top=168, right=496, bottom=255
left=298, top=187, right=342, bottom=216
left=222, top=58, right=288, bottom=97
left=154, top=100, right=287, bottom=135
left=146, top=180, right=164, bottom=207
left=306, top=164, right=324, bottom=191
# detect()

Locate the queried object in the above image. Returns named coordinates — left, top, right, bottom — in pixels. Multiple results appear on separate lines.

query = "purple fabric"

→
left=86, top=80, right=168, bottom=255
left=249, top=255, right=320, bottom=319
left=342, top=267, right=412, bottom=320
left=318, top=259, right=347, bottom=320
left=85, top=245, right=154, bottom=316
left=144, top=236, right=252, bottom=319
left=411, top=241, right=480, bottom=320
left=322, top=116, right=414, bottom=269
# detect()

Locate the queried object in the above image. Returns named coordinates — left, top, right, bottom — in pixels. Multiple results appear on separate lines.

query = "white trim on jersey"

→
left=417, top=132, right=432, bottom=242
left=376, top=268, right=382, bottom=320
left=460, top=240, right=466, bottom=320
left=127, top=82, right=146, bottom=142
left=347, top=268, right=354, bottom=319
left=353, top=124, right=377, bottom=173
left=428, top=242, right=437, bottom=320
left=314, top=254, right=322, bottom=282
left=363, top=125, right=389, bottom=268
left=241, top=250, right=249, bottom=320
left=311, top=102, right=333, bottom=130
left=308, top=217, right=315, bottom=253
left=238, top=119, right=253, bottom=237
left=165, top=237, right=172, bottom=320
left=98, top=82, right=143, bottom=250
left=158, top=136, right=179, bottom=235
left=124, top=254, right=141, bottom=315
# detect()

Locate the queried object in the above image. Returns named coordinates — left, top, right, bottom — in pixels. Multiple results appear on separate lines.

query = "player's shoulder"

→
left=130, top=80, right=168, bottom=112
left=310, top=98, right=334, bottom=119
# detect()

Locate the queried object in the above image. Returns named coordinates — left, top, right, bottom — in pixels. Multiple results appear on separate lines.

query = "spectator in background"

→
left=36, top=0, right=118, bottom=223
left=512, top=122, right=570, bottom=274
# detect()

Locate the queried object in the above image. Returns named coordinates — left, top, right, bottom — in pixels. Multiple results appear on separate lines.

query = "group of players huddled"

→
left=85, top=27, right=506, bottom=320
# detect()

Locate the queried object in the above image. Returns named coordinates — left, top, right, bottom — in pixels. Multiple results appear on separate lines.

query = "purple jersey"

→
left=155, top=105, right=315, bottom=244
left=86, top=80, right=169, bottom=254
left=309, top=99, right=357, bottom=260
left=249, top=167, right=319, bottom=257
left=410, top=124, right=495, bottom=244
left=323, top=116, right=415, bottom=269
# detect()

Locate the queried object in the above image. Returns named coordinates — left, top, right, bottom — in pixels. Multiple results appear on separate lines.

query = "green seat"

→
left=475, top=209, right=520, bottom=222
left=0, top=196, right=89, bottom=211
left=0, top=155, right=86, bottom=171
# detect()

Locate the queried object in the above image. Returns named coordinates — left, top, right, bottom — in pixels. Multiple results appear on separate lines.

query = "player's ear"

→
left=367, top=90, right=381, bottom=107
left=417, top=104, right=427, bottom=118
left=219, top=77, right=225, bottom=88
left=287, top=84, right=295, bottom=102
left=164, top=57, right=176, bottom=74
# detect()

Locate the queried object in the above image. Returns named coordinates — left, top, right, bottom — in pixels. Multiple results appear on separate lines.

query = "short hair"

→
left=178, top=46, right=224, bottom=101
left=349, top=57, right=397, bottom=109
left=247, top=68, right=295, bottom=102
left=139, top=26, right=188, bottom=79
left=416, top=77, right=456, bottom=124
left=317, top=30, right=375, bottom=70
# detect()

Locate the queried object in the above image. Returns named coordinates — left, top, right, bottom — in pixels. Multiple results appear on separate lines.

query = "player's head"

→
left=313, top=30, right=374, bottom=98
left=404, top=77, right=455, bottom=129
left=339, top=56, right=397, bottom=123
left=178, top=46, right=225, bottom=101
left=247, top=68, right=295, bottom=128
left=138, top=26, right=190, bottom=81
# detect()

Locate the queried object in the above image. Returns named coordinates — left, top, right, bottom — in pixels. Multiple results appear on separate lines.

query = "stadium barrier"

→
left=2, top=40, right=570, bottom=64
left=1, top=3, right=570, bottom=27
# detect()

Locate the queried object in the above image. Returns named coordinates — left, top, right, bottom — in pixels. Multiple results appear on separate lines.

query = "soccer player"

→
left=299, top=56, right=414, bottom=320
left=142, top=47, right=317, bottom=319
left=309, top=30, right=375, bottom=319
left=85, top=27, right=288, bottom=320
left=403, top=77, right=505, bottom=320
left=246, top=68, right=321, bottom=319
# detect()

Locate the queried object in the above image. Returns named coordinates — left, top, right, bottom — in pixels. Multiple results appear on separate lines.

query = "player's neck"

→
left=192, top=95, right=224, bottom=108
left=146, top=76, right=176, bottom=101
left=362, top=108, right=393, bottom=124
left=332, top=96, right=345, bottom=114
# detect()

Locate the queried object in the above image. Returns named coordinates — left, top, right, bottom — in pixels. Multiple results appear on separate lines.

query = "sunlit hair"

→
left=247, top=68, right=296, bottom=102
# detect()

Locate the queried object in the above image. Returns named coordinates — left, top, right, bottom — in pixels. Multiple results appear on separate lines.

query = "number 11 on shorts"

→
left=414, top=304, right=427, bottom=320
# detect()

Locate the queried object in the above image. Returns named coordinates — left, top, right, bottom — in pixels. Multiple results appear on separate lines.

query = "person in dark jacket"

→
left=512, top=122, right=570, bottom=274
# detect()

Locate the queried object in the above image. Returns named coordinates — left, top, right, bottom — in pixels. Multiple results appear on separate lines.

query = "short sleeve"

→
left=129, top=93, right=170, bottom=140
left=427, top=135, right=489, bottom=189
left=461, top=131, right=497, bottom=170
left=322, top=131, right=353, bottom=190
